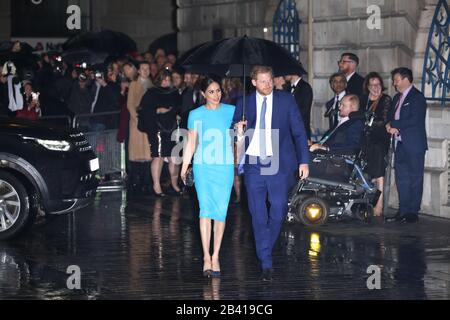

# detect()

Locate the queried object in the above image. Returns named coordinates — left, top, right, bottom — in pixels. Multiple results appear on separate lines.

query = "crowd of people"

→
left=0, top=42, right=428, bottom=280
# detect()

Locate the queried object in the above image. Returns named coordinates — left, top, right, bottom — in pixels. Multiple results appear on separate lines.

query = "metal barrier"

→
left=73, top=111, right=125, bottom=192
left=40, top=115, right=72, bottom=127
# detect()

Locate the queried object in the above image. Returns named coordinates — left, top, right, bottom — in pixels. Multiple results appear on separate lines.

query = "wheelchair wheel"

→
left=352, top=203, right=373, bottom=223
left=297, top=197, right=329, bottom=227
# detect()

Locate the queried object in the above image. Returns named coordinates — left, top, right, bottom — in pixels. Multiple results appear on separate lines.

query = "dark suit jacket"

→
left=324, top=91, right=347, bottom=130
left=322, top=117, right=365, bottom=154
left=292, top=79, right=313, bottom=139
left=233, top=90, right=310, bottom=174
left=388, top=86, right=428, bottom=154
left=346, top=73, right=364, bottom=97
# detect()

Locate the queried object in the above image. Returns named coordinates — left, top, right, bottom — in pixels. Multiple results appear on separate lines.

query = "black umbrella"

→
left=149, top=32, right=178, bottom=56
left=62, top=48, right=109, bottom=67
left=63, top=30, right=137, bottom=56
left=180, top=35, right=307, bottom=120
left=181, top=35, right=307, bottom=77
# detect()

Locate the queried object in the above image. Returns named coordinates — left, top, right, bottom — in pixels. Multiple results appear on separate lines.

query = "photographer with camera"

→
left=88, top=68, right=121, bottom=131
left=16, top=80, right=41, bottom=121
left=67, top=71, right=94, bottom=116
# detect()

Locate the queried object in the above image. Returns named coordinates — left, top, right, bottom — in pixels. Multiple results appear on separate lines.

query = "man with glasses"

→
left=338, top=53, right=364, bottom=97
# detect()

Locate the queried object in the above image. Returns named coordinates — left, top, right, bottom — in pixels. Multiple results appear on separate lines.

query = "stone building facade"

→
left=178, top=0, right=450, bottom=219
left=0, top=0, right=176, bottom=52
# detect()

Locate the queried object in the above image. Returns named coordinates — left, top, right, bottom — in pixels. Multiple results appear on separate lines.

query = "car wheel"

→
left=297, top=196, right=329, bottom=227
left=0, top=171, right=35, bottom=241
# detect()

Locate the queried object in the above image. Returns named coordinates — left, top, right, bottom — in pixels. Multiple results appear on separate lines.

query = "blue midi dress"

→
left=188, top=103, right=235, bottom=222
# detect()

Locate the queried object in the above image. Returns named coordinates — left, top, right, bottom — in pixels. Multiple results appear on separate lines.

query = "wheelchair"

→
left=287, top=112, right=381, bottom=227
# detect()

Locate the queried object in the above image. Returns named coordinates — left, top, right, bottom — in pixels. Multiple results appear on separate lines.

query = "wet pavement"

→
left=1, top=190, right=450, bottom=300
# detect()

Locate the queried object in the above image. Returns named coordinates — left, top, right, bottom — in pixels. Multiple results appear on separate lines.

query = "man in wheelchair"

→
left=287, top=95, right=380, bottom=226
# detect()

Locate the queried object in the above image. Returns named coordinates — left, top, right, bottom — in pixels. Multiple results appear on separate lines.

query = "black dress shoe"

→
left=260, top=268, right=273, bottom=282
left=400, top=214, right=419, bottom=224
left=384, top=211, right=402, bottom=223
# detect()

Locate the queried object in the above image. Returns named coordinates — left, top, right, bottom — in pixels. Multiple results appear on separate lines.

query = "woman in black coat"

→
left=139, top=70, right=182, bottom=196
left=360, top=72, right=393, bottom=216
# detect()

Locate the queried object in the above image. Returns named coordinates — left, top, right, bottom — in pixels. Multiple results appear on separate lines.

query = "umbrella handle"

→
left=241, top=115, right=246, bottom=132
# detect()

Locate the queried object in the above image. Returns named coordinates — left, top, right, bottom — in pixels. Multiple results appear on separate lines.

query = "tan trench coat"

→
left=127, top=79, right=153, bottom=161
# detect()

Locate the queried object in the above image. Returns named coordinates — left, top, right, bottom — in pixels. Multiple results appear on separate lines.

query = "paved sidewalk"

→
left=0, top=191, right=449, bottom=300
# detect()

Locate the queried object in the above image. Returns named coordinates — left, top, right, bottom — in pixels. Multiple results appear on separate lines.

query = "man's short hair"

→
left=250, top=65, right=273, bottom=80
left=138, top=61, right=150, bottom=69
left=343, top=94, right=360, bottom=110
left=329, top=72, right=347, bottom=85
left=391, top=67, right=413, bottom=83
left=341, top=52, right=359, bottom=65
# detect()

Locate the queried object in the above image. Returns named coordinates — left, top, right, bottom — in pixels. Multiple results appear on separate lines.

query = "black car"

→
left=0, top=117, right=99, bottom=240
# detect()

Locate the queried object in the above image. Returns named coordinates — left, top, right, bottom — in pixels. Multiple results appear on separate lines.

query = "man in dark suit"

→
left=233, top=66, right=309, bottom=282
left=285, top=73, right=313, bottom=140
left=311, top=94, right=364, bottom=154
left=325, top=72, right=348, bottom=130
left=179, top=71, right=201, bottom=129
left=338, top=53, right=364, bottom=97
left=386, top=67, right=428, bottom=224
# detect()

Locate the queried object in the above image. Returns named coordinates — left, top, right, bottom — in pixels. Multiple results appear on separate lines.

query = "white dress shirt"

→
left=246, top=91, right=274, bottom=157
left=346, top=71, right=356, bottom=82
left=290, top=77, right=301, bottom=94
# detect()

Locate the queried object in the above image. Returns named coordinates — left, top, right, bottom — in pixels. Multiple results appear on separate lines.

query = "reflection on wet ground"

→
left=1, top=191, right=450, bottom=300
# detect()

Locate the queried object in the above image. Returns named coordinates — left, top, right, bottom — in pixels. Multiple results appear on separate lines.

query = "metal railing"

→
left=73, top=111, right=125, bottom=192
left=422, top=0, right=450, bottom=106
left=41, top=111, right=125, bottom=192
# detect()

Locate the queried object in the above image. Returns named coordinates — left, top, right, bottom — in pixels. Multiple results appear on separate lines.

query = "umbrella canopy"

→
left=62, top=48, right=109, bottom=67
left=63, top=30, right=137, bottom=56
left=180, top=35, right=307, bottom=77
left=180, top=36, right=307, bottom=121
left=149, top=32, right=178, bottom=56
left=0, top=41, right=37, bottom=73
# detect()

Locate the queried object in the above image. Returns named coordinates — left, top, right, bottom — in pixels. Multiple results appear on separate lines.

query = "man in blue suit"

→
left=233, top=66, right=310, bottom=282
left=386, top=67, right=428, bottom=223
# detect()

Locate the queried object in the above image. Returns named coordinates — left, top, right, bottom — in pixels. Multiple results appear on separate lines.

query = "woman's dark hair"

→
left=154, top=69, right=171, bottom=87
left=199, top=74, right=222, bottom=93
left=363, top=71, right=387, bottom=94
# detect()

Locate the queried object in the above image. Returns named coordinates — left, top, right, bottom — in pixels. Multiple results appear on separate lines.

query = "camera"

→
left=1, top=61, right=17, bottom=76
left=95, top=71, right=104, bottom=80
left=31, top=92, right=40, bottom=101
left=78, top=72, right=88, bottom=82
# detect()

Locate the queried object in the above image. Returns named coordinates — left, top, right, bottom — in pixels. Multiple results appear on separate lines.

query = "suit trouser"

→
left=244, top=162, right=295, bottom=269
left=394, top=142, right=425, bottom=216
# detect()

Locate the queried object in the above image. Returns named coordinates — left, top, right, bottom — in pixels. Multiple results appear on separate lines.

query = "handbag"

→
left=184, top=166, right=194, bottom=187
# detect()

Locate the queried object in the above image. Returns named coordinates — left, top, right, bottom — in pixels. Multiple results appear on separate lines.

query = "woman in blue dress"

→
left=181, top=75, right=236, bottom=277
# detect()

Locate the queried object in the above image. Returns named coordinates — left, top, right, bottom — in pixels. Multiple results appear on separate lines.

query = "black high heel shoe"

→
left=166, top=187, right=183, bottom=196
left=153, top=188, right=166, bottom=197
left=203, top=269, right=212, bottom=278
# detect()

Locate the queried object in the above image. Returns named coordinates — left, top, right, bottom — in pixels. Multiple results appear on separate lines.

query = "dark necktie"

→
left=332, top=95, right=339, bottom=127
left=260, top=97, right=267, bottom=159
left=291, top=85, right=296, bottom=94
